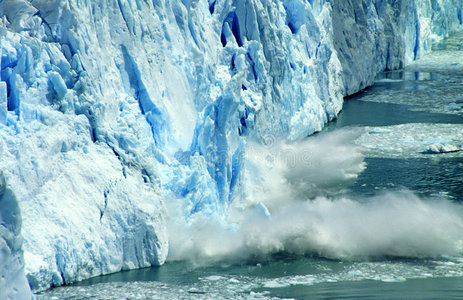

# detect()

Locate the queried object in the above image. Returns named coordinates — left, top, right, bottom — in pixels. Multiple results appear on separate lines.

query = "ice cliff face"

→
left=0, top=172, right=32, bottom=300
left=0, top=0, right=461, bottom=295
left=329, top=0, right=463, bottom=95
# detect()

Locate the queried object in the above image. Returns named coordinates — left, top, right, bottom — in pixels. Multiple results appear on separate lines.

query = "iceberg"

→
left=426, top=142, right=462, bottom=154
left=0, top=0, right=461, bottom=294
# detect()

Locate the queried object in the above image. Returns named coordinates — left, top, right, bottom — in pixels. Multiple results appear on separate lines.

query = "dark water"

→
left=351, top=157, right=463, bottom=199
left=264, top=276, right=463, bottom=299
left=329, top=99, right=463, bottom=128
left=39, top=38, right=463, bottom=300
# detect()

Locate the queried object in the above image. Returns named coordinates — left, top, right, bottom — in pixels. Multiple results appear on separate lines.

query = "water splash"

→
left=167, top=129, right=463, bottom=263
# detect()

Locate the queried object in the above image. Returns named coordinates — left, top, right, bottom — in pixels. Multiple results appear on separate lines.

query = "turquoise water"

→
left=38, top=35, right=463, bottom=299
left=39, top=256, right=463, bottom=299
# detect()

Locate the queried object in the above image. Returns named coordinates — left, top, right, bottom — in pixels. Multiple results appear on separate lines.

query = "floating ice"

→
left=357, top=74, right=463, bottom=115
left=37, top=255, right=463, bottom=299
left=407, top=31, right=463, bottom=74
left=426, top=143, right=462, bottom=154
left=355, top=123, right=463, bottom=158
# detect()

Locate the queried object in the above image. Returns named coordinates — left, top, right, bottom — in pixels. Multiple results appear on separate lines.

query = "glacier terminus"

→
left=0, top=0, right=462, bottom=298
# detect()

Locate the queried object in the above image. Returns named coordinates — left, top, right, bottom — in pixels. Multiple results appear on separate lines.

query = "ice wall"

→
left=0, top=1, right=169, bottom=292
left=0, top=0, right=461, bottom=294
left=0, top=172, right=32, bottom=300
left=329, top=0, right=463, bottom=95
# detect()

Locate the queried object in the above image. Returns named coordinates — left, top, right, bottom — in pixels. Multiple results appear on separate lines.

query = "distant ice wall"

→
left=0, top=0, right=461, bottom=293
left=329, top=0, right=463, bottom=95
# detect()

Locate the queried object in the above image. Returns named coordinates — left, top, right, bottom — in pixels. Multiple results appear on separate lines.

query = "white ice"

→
left=0, top=0, right=461, bottom=294
left=355, top=123, right=463, bottom=158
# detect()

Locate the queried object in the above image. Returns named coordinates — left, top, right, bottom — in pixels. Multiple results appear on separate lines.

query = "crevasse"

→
left=0, top=0, right=461, bottom=295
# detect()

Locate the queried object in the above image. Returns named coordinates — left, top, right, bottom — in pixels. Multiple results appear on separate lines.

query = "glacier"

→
left=0, top=0, right=462, bottom=296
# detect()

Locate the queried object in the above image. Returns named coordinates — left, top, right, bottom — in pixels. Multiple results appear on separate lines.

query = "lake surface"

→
left=38, top=34, right=463, bottom=299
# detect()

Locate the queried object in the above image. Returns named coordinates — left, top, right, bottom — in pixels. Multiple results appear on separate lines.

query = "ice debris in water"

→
left=426, top=143, right=462, bottom=154
left=355, top=123, right=463, bottom=158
